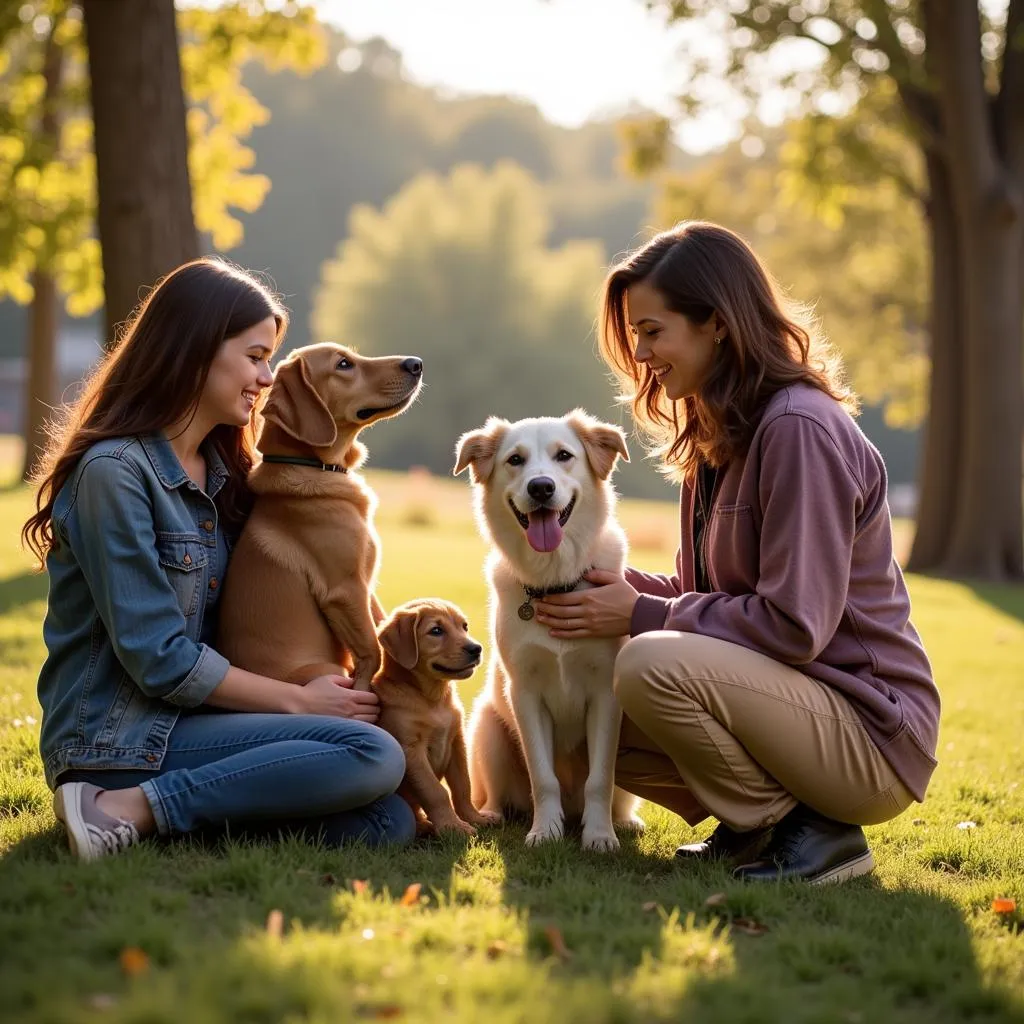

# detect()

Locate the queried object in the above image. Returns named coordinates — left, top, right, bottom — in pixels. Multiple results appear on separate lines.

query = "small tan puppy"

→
left=218, top=343, right=422, bottom=691
left=375, top=600, right=501, bottom=836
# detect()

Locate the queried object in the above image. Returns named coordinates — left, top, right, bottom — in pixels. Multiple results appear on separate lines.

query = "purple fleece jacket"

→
left=626, top=384, right=939, bottom=801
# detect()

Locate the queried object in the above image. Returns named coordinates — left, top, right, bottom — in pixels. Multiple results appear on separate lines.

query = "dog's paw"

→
left=468, top=809, right=503, bottom=828
left=434, top=816, right=477, bottom=836
left=581, top=828, right=620, bottom=853
left=525, top=819, right=564, bottom=846
left=614, top=814, right=647, bottom=834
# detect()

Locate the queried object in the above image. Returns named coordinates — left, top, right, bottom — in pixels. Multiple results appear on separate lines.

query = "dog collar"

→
left=261, top=454, right=347, bottom=474
left=518, top=567, right=593, bottom=622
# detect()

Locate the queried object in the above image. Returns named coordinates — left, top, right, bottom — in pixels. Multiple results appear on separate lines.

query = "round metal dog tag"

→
left=518, top=601, right=535, bottom=621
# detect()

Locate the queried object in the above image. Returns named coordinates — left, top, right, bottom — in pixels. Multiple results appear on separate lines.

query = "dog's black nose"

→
left=527, top=477, right=555, bottom=503
left=464, top=642, right=483, bottom=658
left=401, top=357, right=423, bottom=377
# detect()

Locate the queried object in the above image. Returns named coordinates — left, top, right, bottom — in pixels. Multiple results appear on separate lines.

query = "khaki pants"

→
left=614, top=632, right=914, bottom=831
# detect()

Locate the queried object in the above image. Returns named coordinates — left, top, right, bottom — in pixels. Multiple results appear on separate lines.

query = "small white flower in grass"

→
left=956, top=821, right=978, bottom=830
left=362, top=928, right=375, bottom=940
left=11, top=719, right=22, bottom=728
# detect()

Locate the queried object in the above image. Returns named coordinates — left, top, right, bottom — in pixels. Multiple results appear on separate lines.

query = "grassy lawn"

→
left=1, top=440, right=1023, bottom=1022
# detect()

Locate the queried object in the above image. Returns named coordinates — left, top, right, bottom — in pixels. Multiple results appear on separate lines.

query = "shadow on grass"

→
left=2, top=815, right=1023, bottom=1023
left=0, top=570, right=48, bottom=616
left=964, top=581, right=1024, bottom=625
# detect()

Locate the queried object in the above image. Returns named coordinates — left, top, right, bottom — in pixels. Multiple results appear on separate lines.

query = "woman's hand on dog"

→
left=534, top=569, right=638, bottom=639
left=299, top=674, right=380, bottom=722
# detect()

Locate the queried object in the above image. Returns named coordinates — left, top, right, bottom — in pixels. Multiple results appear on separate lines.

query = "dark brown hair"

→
left=599, top=221, right=856, bottom=479
left=22, top=257, right=288, bottom=566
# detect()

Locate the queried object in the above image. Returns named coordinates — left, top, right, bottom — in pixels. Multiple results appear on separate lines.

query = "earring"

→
left=714, top=335, right=722, bottom=345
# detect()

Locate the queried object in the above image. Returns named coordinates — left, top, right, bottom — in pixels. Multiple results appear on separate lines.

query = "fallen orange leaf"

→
left=399, top=883, right=422, bottom=907
left=266, top=909, right=284, bottom=938
left=731, top=917, right=769, bottom=937
left=118, top=947, right=150, bottom=977
left=372, top=1006, right=404, bottom=1019
left=544, top=924, right=572, bottom=961
left=992, top=898, right=1017, bottom=914
left=352, top=879, right=369, bottom=895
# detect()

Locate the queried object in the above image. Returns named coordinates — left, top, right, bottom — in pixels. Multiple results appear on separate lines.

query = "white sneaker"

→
left=53, top=782, right=141, bottom=862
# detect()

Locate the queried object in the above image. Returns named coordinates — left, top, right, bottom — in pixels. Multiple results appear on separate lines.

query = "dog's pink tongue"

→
left=526, top=508, right=563, bottom=552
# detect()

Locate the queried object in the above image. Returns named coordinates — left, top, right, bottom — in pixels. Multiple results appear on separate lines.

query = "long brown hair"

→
left=599, top=221, right=856, bottom=480
left=22, top=257, right=288, bottom=566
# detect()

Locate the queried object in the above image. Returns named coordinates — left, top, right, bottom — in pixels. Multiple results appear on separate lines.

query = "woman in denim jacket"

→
left=23, top=258, right=414, bottom=861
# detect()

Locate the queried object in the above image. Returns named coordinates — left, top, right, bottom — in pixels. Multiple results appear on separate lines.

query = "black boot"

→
left=675, top=821, right=772, bottom=866
left=732, top=804, right=874, bottom=884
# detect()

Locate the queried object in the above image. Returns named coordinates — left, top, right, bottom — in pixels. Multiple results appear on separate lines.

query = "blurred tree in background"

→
left=0, top=0, right=324, bottom=477
left=311, top=161, right=670, bottom=497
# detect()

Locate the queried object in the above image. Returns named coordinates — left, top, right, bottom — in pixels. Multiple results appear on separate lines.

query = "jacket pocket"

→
left=706, top=503, right=757, bottom=593
left=155, top=533, right=207, bottom=618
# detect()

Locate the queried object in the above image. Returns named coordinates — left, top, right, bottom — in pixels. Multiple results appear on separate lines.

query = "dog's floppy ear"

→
left=567, top=410, right=630, bottom=480
left=262, top=356, right=338, bottom=449
left=453, top=417, right=510, bottom=483
left=378, top=607, right=421, bottom=671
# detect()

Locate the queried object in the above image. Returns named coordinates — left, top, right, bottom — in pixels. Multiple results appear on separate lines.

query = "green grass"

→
left=1, top=445, right=1023, bottom=1023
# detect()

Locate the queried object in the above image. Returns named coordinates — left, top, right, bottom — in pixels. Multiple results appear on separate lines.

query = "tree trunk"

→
left=906, top=152, right=963, bottom=573
left=21, top=271, right=58, bottom=481
left=20, top=25, right=63, bottom=482
left=941, top=202, right=1024, bottom=578
left=927, top=0, right=1024, bottom=580
left=82, top=0, right=198, bottom=349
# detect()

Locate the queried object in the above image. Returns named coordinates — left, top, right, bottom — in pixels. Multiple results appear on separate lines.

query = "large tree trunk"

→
left=906, top=152, right=964, bottom=573
left=20, top=28, right=63, bottom=482
left=21, top=272, right=58, bottom=481
left=941, top=206, right=1024, bottom=578
left=82, top=0, right=198, bottom=349
left=928, top=0, right=1024, bottom=580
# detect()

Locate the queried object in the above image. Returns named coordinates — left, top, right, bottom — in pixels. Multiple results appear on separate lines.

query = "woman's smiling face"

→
left=200, top=316, right=278, bottom=428
left=626, top=280, right=720, bottom=401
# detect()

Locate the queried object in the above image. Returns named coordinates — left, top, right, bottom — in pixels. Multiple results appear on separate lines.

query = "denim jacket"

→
left=37, top=434, right=233, bottom=789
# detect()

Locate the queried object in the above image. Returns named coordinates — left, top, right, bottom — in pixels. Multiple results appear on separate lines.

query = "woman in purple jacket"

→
left=535, top=221, right=939, bottom=884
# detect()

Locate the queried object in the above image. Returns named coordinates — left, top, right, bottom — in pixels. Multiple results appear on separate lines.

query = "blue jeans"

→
left=60, top=711, right=415, bottom=848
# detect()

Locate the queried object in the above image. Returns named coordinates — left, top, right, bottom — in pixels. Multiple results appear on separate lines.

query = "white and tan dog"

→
left=454, top=410, right=644, bottom=852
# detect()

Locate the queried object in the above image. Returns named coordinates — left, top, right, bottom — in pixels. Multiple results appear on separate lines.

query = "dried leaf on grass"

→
left=730, top=917, right=770, bottom=937
left=118, top=947, right=150, bottom=976
left=703, top=892, right=728, bottom=908
left=265, top=909, right=284, bottom=939
left=992, top=898, right=1017, bottom=914
left=486, top=940, right=509, bottom=959
left=399, top=883, right=422, bottom=907
left=544, top=925, right=572, bottom=961
left=352, top=879, right=369, bottom=895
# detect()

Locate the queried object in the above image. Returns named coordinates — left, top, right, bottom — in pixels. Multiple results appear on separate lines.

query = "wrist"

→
left=278, top=682, right=305, bottom=714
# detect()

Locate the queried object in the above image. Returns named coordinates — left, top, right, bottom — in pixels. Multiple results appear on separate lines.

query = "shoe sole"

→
left=53, top=782, right=99, bottom=862
left=809, top=849, right=875, bottom=885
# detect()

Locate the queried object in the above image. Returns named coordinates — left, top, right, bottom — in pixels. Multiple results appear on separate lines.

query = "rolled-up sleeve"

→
left=59, top=455, right=229, bottom=706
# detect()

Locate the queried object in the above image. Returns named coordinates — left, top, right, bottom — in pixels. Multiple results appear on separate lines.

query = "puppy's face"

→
left=378, top=601, right=482, bottom=682
left=454, top=410, right=629, bottom=555
left=261, top=343, right=423, bottom=449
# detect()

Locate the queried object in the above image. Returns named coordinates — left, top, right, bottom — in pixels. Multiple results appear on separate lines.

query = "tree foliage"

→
left=312, top=162, right=639, bottom=481
left=0, top=0, right=325, bottom=316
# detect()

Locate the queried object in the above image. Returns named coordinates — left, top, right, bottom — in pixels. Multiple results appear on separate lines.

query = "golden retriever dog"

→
left=374, top=599, right=501, bottom=836
left=454, top=410, right=644, bottom=852
left=218, top=343, right=422, bottom=691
